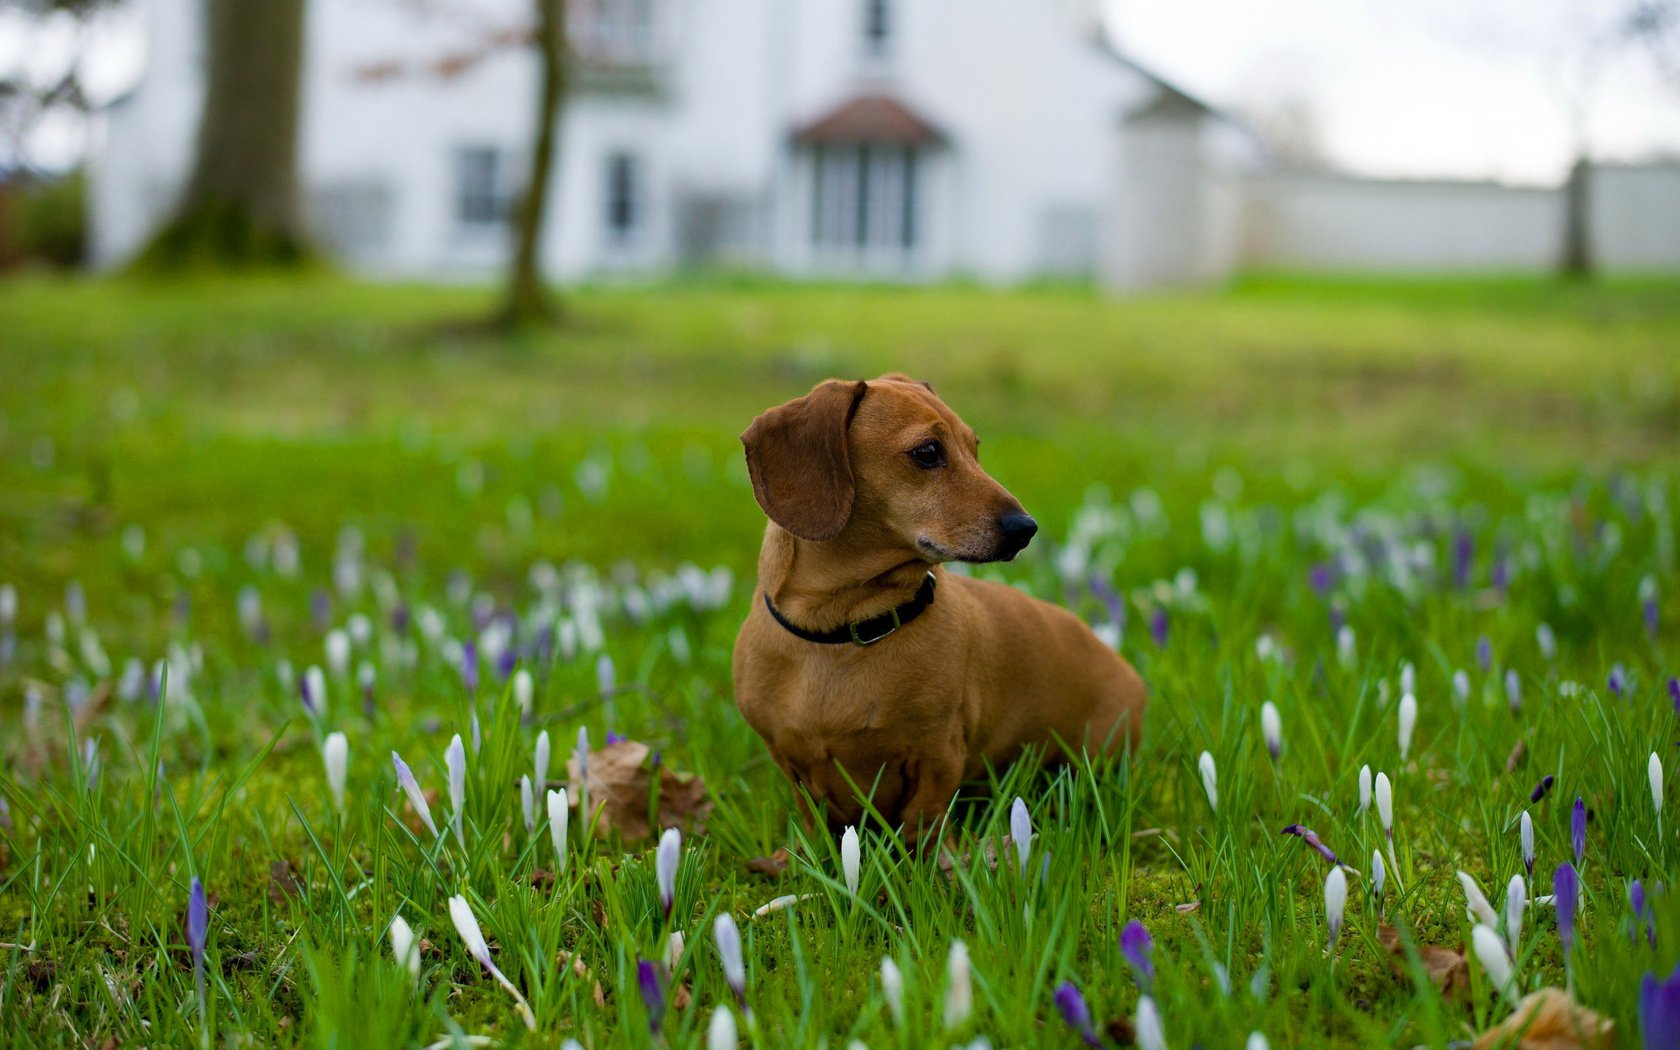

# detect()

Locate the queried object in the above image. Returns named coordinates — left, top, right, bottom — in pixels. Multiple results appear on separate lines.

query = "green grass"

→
left=0, top=273, right=1678, bottom=1047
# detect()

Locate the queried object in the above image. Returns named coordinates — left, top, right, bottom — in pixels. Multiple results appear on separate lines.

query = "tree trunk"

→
left=139, top=0, right=310, bottom=270
left=1558, top=154, right=1593, bottom=280
left=499, top=0, right=567, bottom=328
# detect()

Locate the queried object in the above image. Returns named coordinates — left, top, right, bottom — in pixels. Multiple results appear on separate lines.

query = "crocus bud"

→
left=323, top=732, right=348, bottom=814
left=1452, top=670, right=1471, bottom=703
left=944, top=940, right=972, bottom=1031
left=446, top=734, right=467, bottom=849
left=657, top=827, right=681, bottom=918
left=1651, top=752, right=1665, bottom=818
left=448, top=894, right=535, bottom=1029
left=514, top=669, right=534, bottom=716
left=1397, top=695, right=1417, bottom=759
left=880, top=956, right=904, bottom=1026
left=1010, top=797, right=1032, bottom=876
left=303, top=665, right=327, bottom=716
left=842, top=825, right=860, bottom=896
left=188, top=876, right=208, bottom=1012
left=1135, top=995, right=1166, bottom=1050
left=519, top=775, right=535, bottom=834
left=707, top=1006, right=738, bottom=1050
left=1536, top=623, right=1556, bottom=660
left=1198, top=751, right=1218, bottom=812
left=1554, top=863, right=1579, bottom=959
left=1505, top=669, right=1521, bottom=712
left=1372, top=850, right=1386, bottom=905
left=1506, top=874, right=1525, bottom=956
left=391, top=751, right=439, bottom=838
left=1247, top=1034, right=1271, bottom=1050
left=637, top=958, right=665, bottom=1036
left=1121, top=920, right=1154, bottom=988
left=1571, top=798, right=1587, bottom=864
left=1400, top=661, right=1415, bottom=695
left=1375, top=773, right=1394, bottom=840
left=1053, top=980, right=1101, bottom=1048
left=548, top=788, right=568, bottom=874
left=325, top=629, right=350, bottom=677
left=1471, top=923, right=1514, bottom=1003
left=1458, top=871, right=1499, bottom=928
left=1520, top=811, right=1534, bottom=879
left=1358, top=765, right=1372, bottom=815
left=1325, top=867, right=1348, bottom=951
left=389, top=915, right=420, bottom=980
left=1261, top=701, right=1282, bottom=759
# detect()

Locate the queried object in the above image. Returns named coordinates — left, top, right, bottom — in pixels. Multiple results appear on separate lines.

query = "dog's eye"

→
left=909, top=441, right=946, bottom=469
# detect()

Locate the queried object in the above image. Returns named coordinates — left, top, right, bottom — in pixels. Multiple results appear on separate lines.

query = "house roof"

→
left=791, top=94, right=947, bottom=147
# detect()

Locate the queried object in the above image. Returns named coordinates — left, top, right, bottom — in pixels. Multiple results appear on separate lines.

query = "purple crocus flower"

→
left=1150, top=608, right=1169, bottom=649
left=1053, top=981, right=1101, bottom=1048
left=1611, top=664, right=1628, bottom=700
left=1573, top=798, right=1587, bottom=864
left=1281, top=824, right=1341, bottom=866
left=1309, top=563, right=1335, bottom=599
left=188, top=877, right=208, bottom=1013
left=1531, top=774, right=1556, bottom=804
left=1490, top=556, right=1509, bottom=594
left=1120, top=920, right=1154, bottom=988
left=1641, top=961, right=1680, bottom=1050
left=496, top=645, right=517, bottom=682
left=1089, top=574, right=1125, bottom=628
left=1476, top=636, right=1492, bottom=672
left=1633, top=881, right=1658, bottom=946
left=390, top=602, right=410, bottom=635
left=309, top=588, right=332, bottom=632
left=1669, top=677, right=1679, bottom=714
left=1555, top=863, right=1579, bottom=961
left=637, top=959, right=666, bottom=1036
left=1453, top=530, right=1473, bottom=589
left=460, top=640, right=479, bottom=694
left=299, top=674, right=317, bottom=716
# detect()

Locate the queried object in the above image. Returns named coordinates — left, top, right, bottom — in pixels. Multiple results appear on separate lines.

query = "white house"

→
left=90, top=0, right=1260, bottom=284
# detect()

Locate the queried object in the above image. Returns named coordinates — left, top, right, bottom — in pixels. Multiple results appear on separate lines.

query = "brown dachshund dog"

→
left=731, top=374, right=1147, bottom=845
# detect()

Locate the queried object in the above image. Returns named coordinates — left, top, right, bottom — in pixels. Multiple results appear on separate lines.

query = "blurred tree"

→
left=499, top=0, right=567, bottom=328
left=1626, top=2, right=1680, bottom=90
left=138, top=0, right=312, bottom=269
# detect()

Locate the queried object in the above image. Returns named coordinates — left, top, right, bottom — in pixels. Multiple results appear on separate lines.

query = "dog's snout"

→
left=998, top=513, right=1038, bottom=557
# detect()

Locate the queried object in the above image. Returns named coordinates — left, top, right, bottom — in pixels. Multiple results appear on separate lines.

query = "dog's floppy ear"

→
left=741, top=379, right=869, bottom=541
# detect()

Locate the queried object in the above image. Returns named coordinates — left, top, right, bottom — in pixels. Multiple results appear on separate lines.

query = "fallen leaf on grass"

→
left=1379, top=924, right=1468, bottom=1000
left=753, top=894, right=814, bottom=917
left=1473, top=987, right=1613, bottom=1050
left=746, top=849, right=791, bottom=877
left=557, top=951, right=607, bottom=1007
left=566, top=739, right=712, bottom=843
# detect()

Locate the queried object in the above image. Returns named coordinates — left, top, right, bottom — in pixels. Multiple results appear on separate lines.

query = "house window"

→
left=453, top=146, right=509, bottom=232
left=862, top=0, right=891, bottom=56
left=811, top=144, right=919, bottom=254
left=605, top=152, right=642, bottom=243
left=574, top=0, right=656, bottom=65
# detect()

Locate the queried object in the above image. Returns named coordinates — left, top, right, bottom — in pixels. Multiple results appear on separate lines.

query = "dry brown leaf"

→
left=566, top=740, right=712, bottom=843
left=1379, top=923, right=1469, bottom=1000
left=1473, top=988, right=1613, bottom=1050
left=746, top=849, right=790, bottom=877
left=267, top=860, right=302, bottom=904
left=558, top=950, right=607, bottom=1007
left=1506, top=739, right=1528, bottom=773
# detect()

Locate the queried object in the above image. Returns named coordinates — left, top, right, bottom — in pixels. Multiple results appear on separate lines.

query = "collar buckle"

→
left=849, top=606, right=902, bottom=646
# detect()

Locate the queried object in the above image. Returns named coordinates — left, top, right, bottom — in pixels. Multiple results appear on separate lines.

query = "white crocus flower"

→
left=1010, top=796, right=1032, bottom=875
left=841, top=825, right=860, bottom=896
left=1457, top=871, right=1500, bottom=928
left=1520, top=811, right=1534, bottom=876
left=1506, top=874, right=1525, bottom=956
left=322, top=732, right=348, bottom=814
left=534, top=729, right=550, bottom=790
left=305, top=665, right=328, bottom=716
left=1198, top=751, right=1218, bottom=812
left=1651, top=752, right=1665, bottom=820
left=1397, top=694, right=1418, bottom=759
left=391, top=751, right=439, bottom=839
left=325, top=629, right=350, bottom=677
left=514, top=669, right=534, bottom=716
left=665, top=930, right=685, bottom=971
left=880, top=956, right=904, bottom=1027
left=1358, top=765, right=1372, bottom=815
left=657, top=826, right=681, bottom=917
left=548, top=788, right=569, bottom=874
left=446, top=734, right=467, bottom=849
left=1337, top=626, right=1356, bottom=668
left=447, top=894, right=535, bottom=1029
left=1374, top=773, right=1393, bottom=839
left=1372, top=850, right=1386, bottom=904
left=1135, top=995, right=1166, bottom=1050
left=944, top=940, right=972, bottom=1031
left=1471, top=923, right=1515, bottom=1004
left=1247, top=1033, right=1271, bottom=1050
left=1261, top=702, right=1282, bottom=759
left=519, top=775, right=535, bottom=834
left=707, top=1006, right=738, bottom=1050
left=1325, top=867, right=1348, bottom=950
left=389, top=915, right=420, bottom=981
left=716, top=913, right=745, bottom=1002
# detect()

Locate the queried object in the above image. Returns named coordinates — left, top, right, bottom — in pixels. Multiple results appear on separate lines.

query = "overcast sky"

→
left=3, top=0, right=1678, bottom=183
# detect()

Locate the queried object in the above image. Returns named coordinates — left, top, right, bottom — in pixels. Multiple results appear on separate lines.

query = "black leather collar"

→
left=764, top=572, right=938, bottom=646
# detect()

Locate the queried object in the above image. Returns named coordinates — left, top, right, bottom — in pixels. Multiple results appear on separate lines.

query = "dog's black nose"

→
left=998, top=513, right=1038, bottom=557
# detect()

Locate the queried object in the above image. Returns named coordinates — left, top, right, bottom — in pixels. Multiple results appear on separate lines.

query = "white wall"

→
left=1241, top=172, right=1564, bottom=273
left=1588, top=163, right=1680, bottom=272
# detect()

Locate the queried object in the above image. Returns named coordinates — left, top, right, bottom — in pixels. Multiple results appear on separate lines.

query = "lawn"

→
left=0, top=273, right=1677, bottom=1047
